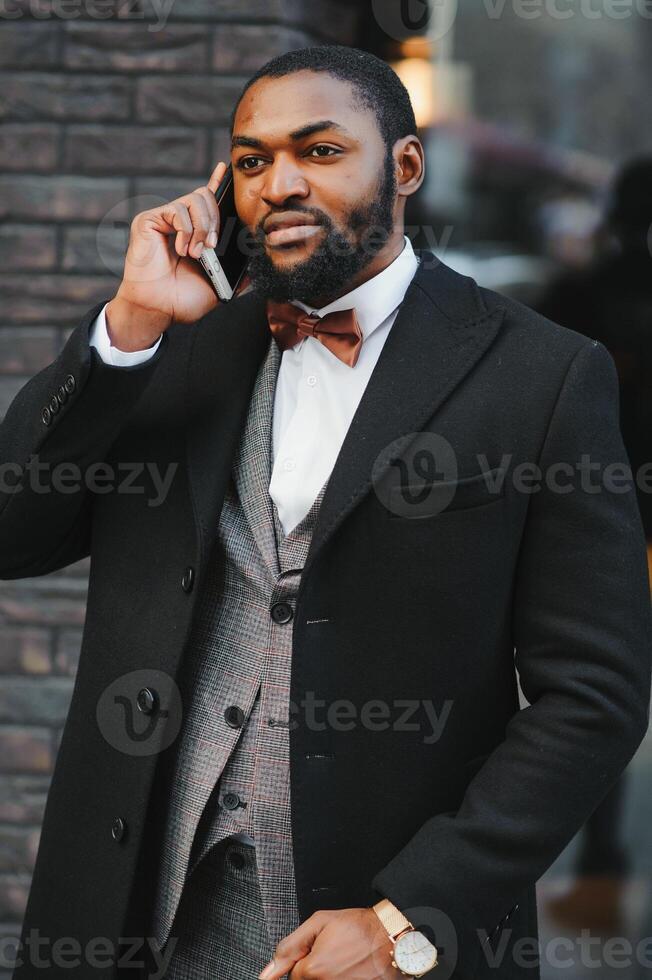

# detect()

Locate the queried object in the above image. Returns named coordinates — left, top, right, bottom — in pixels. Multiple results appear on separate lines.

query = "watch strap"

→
left=373, top=898, right=414, bottom=941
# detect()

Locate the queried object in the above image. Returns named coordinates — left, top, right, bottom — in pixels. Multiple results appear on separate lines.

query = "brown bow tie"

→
left=266, top=298, right=363, bottom=368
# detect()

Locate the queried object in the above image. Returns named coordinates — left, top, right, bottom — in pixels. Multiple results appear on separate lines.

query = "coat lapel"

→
left=185, top=287, right=272, bottom=573
left=231, top=331, right=282, bottom=582
left=185, top=253, right=505, bottom=581
left=300, top=254, right=506, bottom=585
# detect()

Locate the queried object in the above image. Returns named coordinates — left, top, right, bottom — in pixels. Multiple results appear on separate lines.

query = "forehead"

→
left=233, top=70, right=376, bottom=140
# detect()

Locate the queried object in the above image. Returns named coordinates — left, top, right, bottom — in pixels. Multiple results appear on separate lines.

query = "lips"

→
left=264, top=212, right=318, bottom=234
left=264, top=213, right=323, bottom=247
left=266, top=224, right=323, bottom=246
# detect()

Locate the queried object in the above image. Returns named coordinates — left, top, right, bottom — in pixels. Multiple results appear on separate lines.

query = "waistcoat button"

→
left=224, top=705, right=244, bottom=728
left=228, top=849, right=245, bottom=869
left=222, top=792, right=241, bottom=811
left=270, top=601, right=293, bottom=624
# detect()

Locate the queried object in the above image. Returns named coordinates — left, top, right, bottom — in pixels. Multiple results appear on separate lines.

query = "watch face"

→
left=394, top=930, right=438, bottom=976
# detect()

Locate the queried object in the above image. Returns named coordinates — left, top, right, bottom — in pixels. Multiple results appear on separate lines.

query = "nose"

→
left=261, top=154, right=309, bottom=207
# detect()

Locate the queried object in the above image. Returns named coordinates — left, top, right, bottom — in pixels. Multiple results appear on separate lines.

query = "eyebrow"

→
left=231, top=119, right=354, bottom=151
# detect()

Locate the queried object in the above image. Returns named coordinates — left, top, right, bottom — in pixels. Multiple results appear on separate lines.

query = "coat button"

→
left=222, top=792, right=241, bottom=811
left=270, top=601, right=293, bottom=624
left=181, top=566, right=195, bottom=593
left=49, top=395, right=60, bottom=414
left=57, top=384, right=68, bottom=406
left=136, top=687, right=158, bottom=715
left=228, top=849, right=246, bottom=869
left=111, top=816, right=127, bottom=842
left=41, top=406, right=52, bottom=426
left=64, top=374, right=76, bottom=394
left=224, top=705, right=244, bottom=728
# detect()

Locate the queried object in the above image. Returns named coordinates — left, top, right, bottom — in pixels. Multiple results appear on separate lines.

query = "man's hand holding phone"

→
left=105, top=161, right=237, bottom=353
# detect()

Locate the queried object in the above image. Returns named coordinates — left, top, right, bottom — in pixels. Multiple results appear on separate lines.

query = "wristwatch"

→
left=373, top=898, right=439, bottom=977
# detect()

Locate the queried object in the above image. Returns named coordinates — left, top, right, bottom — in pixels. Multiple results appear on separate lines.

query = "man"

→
left=3, top=44, right=651, bottom=980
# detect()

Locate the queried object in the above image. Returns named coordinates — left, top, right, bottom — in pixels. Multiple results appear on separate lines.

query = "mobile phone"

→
left=198, top=163, right=249, bottom=301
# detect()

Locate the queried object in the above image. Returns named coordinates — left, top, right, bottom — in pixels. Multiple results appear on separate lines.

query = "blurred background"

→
left=1, top=1, right=651, bottom=976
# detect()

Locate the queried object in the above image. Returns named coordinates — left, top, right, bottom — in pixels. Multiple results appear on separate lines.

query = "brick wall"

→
left=0, top=2, right=362, bottom=961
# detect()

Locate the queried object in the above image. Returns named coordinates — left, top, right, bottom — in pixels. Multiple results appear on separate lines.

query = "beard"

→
left=244, top=148, right=397, bottom=306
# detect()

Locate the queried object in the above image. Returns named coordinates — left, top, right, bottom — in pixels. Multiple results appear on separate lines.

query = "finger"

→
left=287, top=951, right=324, bottom=980
left=156, top=201, right=194, bottom=256
left=258, top=913, right=327, bottom=980
left=259, top=951, right=309, bottom=980
left=180, top=190, right=212, bottom=257
left=194, top=185, right=221, bottom=249
left=207, top=159, right=228, bottom=195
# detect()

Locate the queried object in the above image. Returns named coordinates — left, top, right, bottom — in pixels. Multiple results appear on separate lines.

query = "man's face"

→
left=231, top=70, right=398, bottom=305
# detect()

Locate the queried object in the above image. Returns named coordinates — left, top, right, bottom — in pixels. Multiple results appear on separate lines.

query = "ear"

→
left=395, top=136, right=425, bottom=198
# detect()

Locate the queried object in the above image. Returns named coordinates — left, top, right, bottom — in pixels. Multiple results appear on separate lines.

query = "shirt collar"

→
left=290, top=234, right=419, bottom=344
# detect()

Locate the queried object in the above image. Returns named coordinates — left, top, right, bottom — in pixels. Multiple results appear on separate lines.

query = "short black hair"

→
left=228, top=44, right=418, bottom=154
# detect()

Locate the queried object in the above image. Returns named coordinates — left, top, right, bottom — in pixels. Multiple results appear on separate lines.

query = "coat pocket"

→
left=386, top=466, right=506, bottom=520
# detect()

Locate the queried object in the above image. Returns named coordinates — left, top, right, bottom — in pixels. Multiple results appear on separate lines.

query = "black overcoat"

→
left=3, top=254, right=651, bottom=980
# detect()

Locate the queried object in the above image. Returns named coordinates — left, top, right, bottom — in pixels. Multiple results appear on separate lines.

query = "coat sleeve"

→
left=371, top=338, right=652, bottom=978
left=0, top=300, right=169, bottom=579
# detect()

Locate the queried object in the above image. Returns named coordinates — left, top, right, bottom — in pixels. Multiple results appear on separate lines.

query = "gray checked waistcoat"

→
left=149, top=329, right=329, bottom=954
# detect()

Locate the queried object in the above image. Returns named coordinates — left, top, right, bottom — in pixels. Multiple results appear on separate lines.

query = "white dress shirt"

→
left=89, top=235, right=419, bottom=536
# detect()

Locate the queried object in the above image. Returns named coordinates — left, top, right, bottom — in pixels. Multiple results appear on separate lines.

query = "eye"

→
left=236, top=156, right=266, bottom=171
left=235, top=145, right=341, bottom=171
left=308, top=145, right=340, bottom=158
